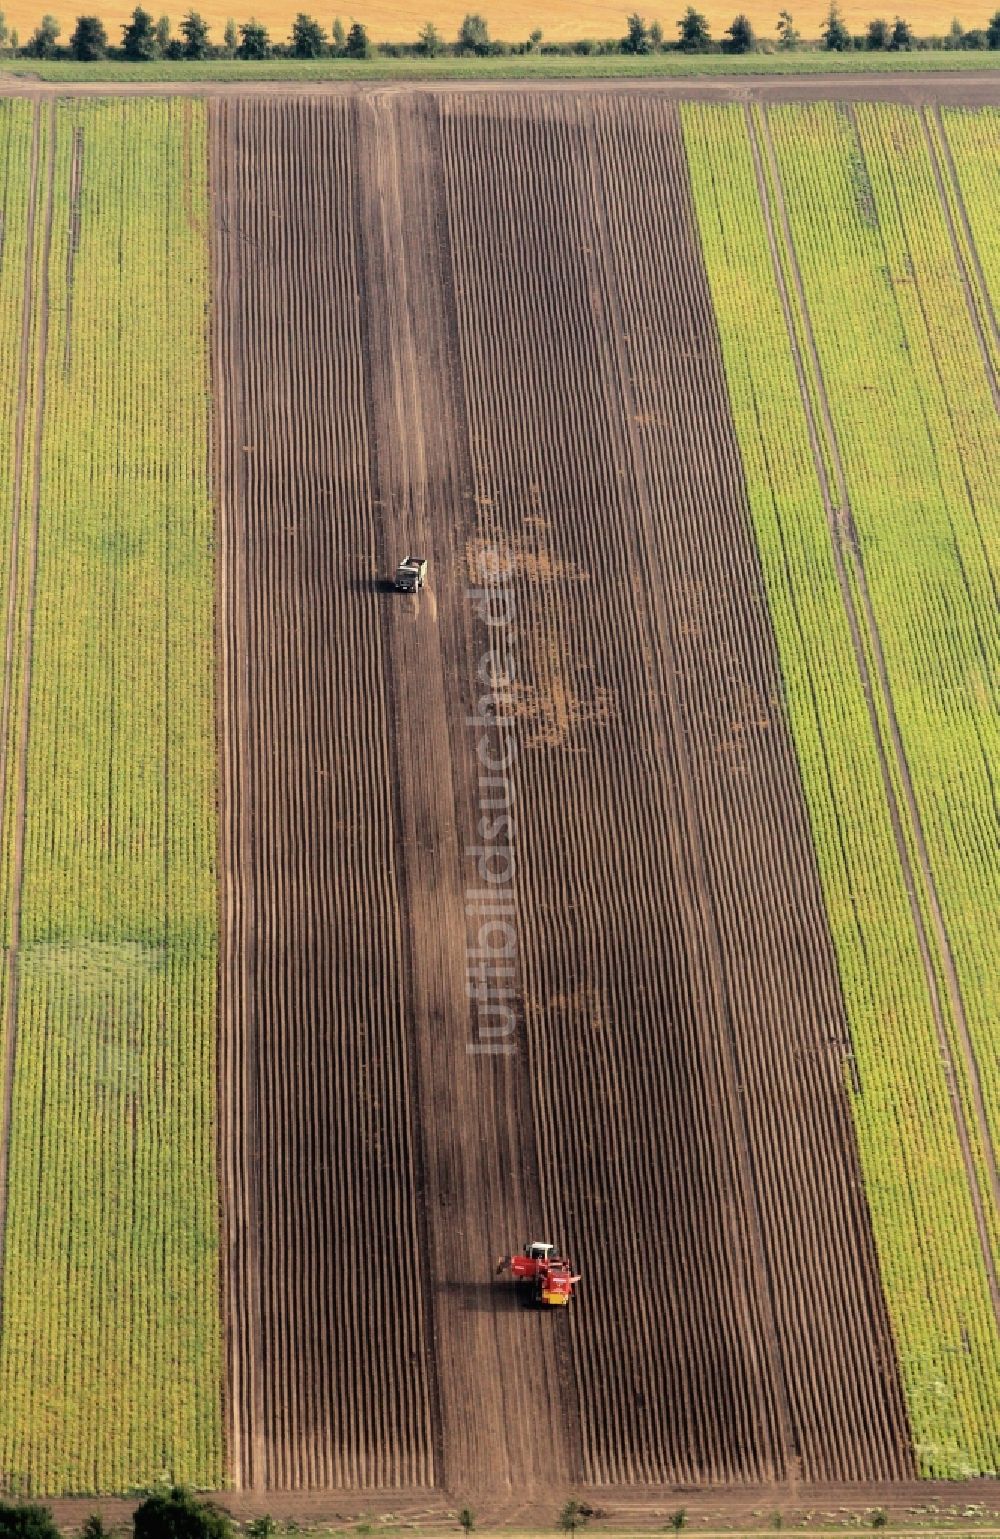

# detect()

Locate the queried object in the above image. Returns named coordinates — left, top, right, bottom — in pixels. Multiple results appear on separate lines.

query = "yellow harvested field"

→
left=0, top=0, right=984, bottom=45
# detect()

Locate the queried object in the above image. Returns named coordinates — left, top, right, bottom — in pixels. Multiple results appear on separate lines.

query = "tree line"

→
left=0, top=1492, right=243, bottom=1539
left=1, top=0, right=999, bottom=56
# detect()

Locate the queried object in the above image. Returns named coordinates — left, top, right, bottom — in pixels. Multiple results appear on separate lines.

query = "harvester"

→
left=496, top=1242, right=580, bottom=1307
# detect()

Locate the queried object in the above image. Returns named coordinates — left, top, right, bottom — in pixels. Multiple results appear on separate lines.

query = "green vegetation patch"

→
left=0, top=97, right=220, bottom=1494
left=682, top=98, right=1000, bottom=1477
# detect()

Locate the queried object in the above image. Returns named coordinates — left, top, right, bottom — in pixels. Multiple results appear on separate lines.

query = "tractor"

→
left=496, top=1241, right=580, bottom=1307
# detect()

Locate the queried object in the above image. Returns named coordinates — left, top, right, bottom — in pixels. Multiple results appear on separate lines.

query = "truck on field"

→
left=394, top=556, right=427, bottom=593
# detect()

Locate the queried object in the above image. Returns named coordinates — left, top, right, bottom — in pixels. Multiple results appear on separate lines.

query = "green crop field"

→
left=682, top=98, right=1000, bottom=1478
left=0, top=97, right=220, bottom=1494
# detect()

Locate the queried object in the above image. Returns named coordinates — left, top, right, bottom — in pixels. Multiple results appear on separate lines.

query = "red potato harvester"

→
left=496, top=1241, right=581, bottom=1307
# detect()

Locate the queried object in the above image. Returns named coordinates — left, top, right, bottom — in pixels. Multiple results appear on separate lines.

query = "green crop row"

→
left=769, top=97, right=1000, bottom=1245
left=681, top=99, right=1000, bottom=1476
left=0, top=98, right=221, bottom=1493
left=939, top=107, right=1000, bottom=364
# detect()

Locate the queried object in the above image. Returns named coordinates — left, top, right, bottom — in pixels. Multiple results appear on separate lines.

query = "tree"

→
left=223, top=15, right=237, bottom=50
left=649, top=18, right=664, bottom=45
left=0, top=1506, right=61, bottom=1539
left=81, top=1519, right=110, bottom=1539
left=331, top=13, right=345, bottom=47
left=776, top=7, right=800, bottom=43
left=180, top=8, right=209, bottom=53
left=988, top=7, right=1000, bottom=43
left=345, top=18, right=369, bottom=53
left=669, top=1512, right=688, bottom=1533
left=69, top=13, right=107, bottom=54
left=121, top=5, right=157, bottom=55
left=870, top=1514, right=888, bottom=1533
left=417, top=18, right=443, bottom=52
left=236, top=16, right=269, bottom=53
left=557, top=1503, right=587, bottom=1536
left=290, top=11, right=326, bottom=52
left=0, top=11, right=9, bottom=49
left=458, top=1512, right=476, bottom=1535
left=24, top=12, right=60, bottom=54
left=888, top=13, right=912, bottom=44
left=677, top=3, right=711, bottom=48
left=457, top=11, right=489, bottom=50
left=622, top=11, right=651, bottom=49
left=947, top=15, right=964, bottom=43
left=153, top=11, right=170, bottom=47
left=866, top=14, right=889, bottom=43
left=526, top=24, right=542, bottom=46
left=821, top=0, right=851, bottom=46
left=133, top=1491, right=232, bottom=1539
left=724, top=12, right=754, bottom=48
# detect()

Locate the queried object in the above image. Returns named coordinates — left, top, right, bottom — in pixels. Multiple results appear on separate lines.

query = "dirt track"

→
left=36, top=1481, right=1000, bottom=1532
left=210, top=90, right=931, bottom=1500
left=0, top=71, right=998, bottom=104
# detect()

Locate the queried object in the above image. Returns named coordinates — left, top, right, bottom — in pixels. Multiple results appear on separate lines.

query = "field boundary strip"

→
left=744, top=98, right=1000, bottom=1324
left=211, top=93, right=267, bottom=1493
left=4, top=53, right=1000, bottom=85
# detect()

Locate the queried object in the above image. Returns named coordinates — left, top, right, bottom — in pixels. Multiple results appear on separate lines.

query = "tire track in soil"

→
left=0, top=101, right=52, bottom=1330
left=211, top=100, right=265, bottom=1491
left=63, top=122, right=83, bottom=376
left=750, top=100, right=1000, bottom=1322
left=352, top=90, right=576, bottom=1499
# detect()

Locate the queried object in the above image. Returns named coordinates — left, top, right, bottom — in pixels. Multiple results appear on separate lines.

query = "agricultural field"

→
left=681, top=96, right=1000, bottom=1476
left=0, top=76, right=997, bottom=1513
left=0, top=97, right=220, bottom=1493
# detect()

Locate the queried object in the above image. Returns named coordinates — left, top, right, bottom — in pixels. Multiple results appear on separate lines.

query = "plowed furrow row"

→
left=213, top=96, right=433, bottom=1493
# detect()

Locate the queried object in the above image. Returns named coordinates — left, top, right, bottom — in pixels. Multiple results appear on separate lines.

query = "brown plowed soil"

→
left=212, top=90, right=915, bottom=1500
